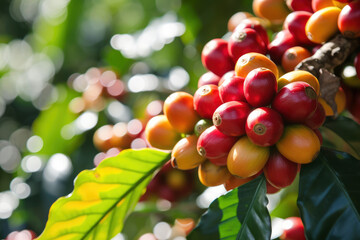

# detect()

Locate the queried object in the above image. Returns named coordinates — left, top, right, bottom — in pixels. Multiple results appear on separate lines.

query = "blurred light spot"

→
left=153, top=222, right=172, bottom=240
left=9, top=128, right=32, bottom=151
left=146, top=100, right=163, bottom=117
left=183, top=44, right=197, bottom=59
left=21, top=155, right=43, bottom=173
left=343, top=65, right=357, bottom=78
left=100, top=71, right=117, bottom=87
left=111, top=13, right=185, bottom=59
left=85, top=68, right=102, bottom=85
left=130, top=62, right=150, bottom=75
left=60, top=124, right=76, bottom=140
left=113, top=122, right=127, bottom=138
left=10, top=178, right=31, bottom=199
left=106, top=80, right=126, bottom=98
left=26, top=135, right=43, bottom=153
left=0, top=44, right=10, bottom=69
left=69, top=97, right=86, bottom=114
left=106, top=148, right=121, bottom=157
left=0, top=98, right=6, bottom=118
left=0, top=191, right=19, bottom=219
left=127, top=119, right=143, bottom=136
left=41, top=0, right=70, bottom=24
left=42, top=45, right=64, bottom=72
left=138, top=233, right=157, bottom=240
left=168, top=67, right=190, bottom=91
left=75, top=111, right=98, bottom=132
left=33, top=83, right=58, bottom=110
left=93, top=152, right=107, bottom=167
left=271, top=217, right=285, bottom=239
left=156, top=199, right=172, bottom=211
left=0, top=73, right=18, bottom=102
left=106, top=101, right=132, bottom=122
left=0, top=145, right=21, bottom=173
left=8, top=40, right=32, bottom=70
left=72, top=74, right=89, bottom=92
left=173, top=237, right=186, bottom=240
left=111, top=233, right=126, bottom=240
left=131, top=138, right=148, bottom=149
left=196, top=185, right=227, bottom=209
left=43, top=153, right=72, bottom=183
left=128, top=74, right=159, bottom=93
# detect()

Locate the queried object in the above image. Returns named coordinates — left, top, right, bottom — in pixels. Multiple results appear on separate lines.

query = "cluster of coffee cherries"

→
left=145, top=51, right=324, bottom=194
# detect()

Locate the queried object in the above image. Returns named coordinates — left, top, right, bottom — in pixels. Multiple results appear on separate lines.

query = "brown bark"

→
left=295, top=34, right=360, bottom=116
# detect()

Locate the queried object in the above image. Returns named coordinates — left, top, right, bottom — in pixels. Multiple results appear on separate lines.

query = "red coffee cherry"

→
left=212, top=101, right=252, bottom=136
left=280, top=217, right=306, bottom=240
left=198, top=71, right=221, bottom=88
left=244, top=67, right=278, bottom=107
left=338, top=0, right=360, bottom=38
left=219, top=75, right=246, bottom=103
left=286, top=0, right=313, bottom=12
left=272, top=81, right=317, bottom=123
left=201, top=38, right=235, bottom=77
left=245, top=107, right=284, bottom=147
left=235, top=18, right=270, bottom=47
left=228, top=28, right=267, bottom=62
left=303, top=102, right=326, bottom=129
left=284, top=11, right=315, bottom=46
left=264, top=149, right=298, bottom=189
left=197, top=126, right=238, bottom=161
left=268, top=29, right=298, bottom=64
left=193, top=85, right=223, bottom=119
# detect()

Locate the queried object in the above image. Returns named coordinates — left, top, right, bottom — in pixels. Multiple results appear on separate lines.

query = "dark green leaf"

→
left=298, top=148, right=360, bottom=240
left=322, top=116, right=360, bottom=159
left=188, top=175, right=271, bottom=240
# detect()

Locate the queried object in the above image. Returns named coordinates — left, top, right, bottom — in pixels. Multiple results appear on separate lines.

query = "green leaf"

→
left=322, top=116, right=360, bottom=159
left=298, top=148, right=360, bottom=240
left=36, top=148, right=170, bottom=240
left=188, top=175, right=271, bottom=240
left=32, top=85, right=83, bottom=156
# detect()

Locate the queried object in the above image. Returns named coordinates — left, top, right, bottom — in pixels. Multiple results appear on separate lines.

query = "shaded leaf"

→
left=298, top=148, right=360, bottom=240
left=36, top=149, right=170, bottom=240
left=188, top=175, right=271, bottom=240
left=322, top=116, right=360, bottom=159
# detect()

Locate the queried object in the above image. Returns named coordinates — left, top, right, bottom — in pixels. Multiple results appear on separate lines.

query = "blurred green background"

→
left=0, top=0, right=273, bottom=239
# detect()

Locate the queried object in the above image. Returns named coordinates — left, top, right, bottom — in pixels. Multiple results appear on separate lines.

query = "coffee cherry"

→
left=268, top=30, right=298, bottom=64
left=252, top=0, right=291, bottom=25
left=277, top=70, right=320, bottom=96
left=303, top=102, right=326, bottom=129
left=312, top=0, right=334, bottom=12
left=193, top=85, right=223, bottom=119
left=198, top=71, right=221, bottom=88
left=235, top=52, right=279, bottom=79
left=280, top=217, right=306, bottom=240
left=286, top=0, right=313, bottom=12
left=198, top=160, right=231, bottom=187
left=224, top=174, right=256, bottom=191
left=201, top=38, right=235, bottom=77
left=227, top=11, right=254, bottom=32
left=171, top=135, right=206, bottom=170
left=264, top=149, right=298, bottom=189
left=227, top=136, right=270, bottom=178
left=228, top=28, right=267, bottom=62
left=244, top=67, right=278, bottom=107
left=235, top=18, right=270, bottom=47
left=218, top=75, right=246, bottom=103
left=272, top=81, right=317, bottom=123
left=276, top=124, right=320, bottom=164
left=164, top=92, right=200, bottom=134
left=284, top=11, right=314, bottom=46
left=338, top=0, right=360, bottom=38
left=281, top=46, right=312, bottom=73
left=213, top=101, right=252, bottom=136
left=266, top=180, right=281, bottom=194
left=194, top=119, right=212, bottom=136
left=246, top=107, right=284, bottom=147
left=197, top=126, right=238, bottom=161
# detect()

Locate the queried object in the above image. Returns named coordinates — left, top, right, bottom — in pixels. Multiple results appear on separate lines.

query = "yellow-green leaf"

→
left=36, top=148, right=170, bottom=240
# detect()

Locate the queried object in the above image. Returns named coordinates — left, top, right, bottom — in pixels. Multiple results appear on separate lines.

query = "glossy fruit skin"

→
left=224, top=174, right=256, bottom=191
left=219, top=75, right=246, bottom=103
left=280, top=217, right=306, bottom=240
left=234, top=18, right=270, bottom=47
left=145, top=115, right=181, bottom=150
left=227, top=136, right=270, bottom=178
left=268, top=30, right=298, bottom=65
left=277, top=70, right=320, bottom=96
left=198, top=160, right=231, bottom=187
left=227, top=11, right=254, bottom=32
left=338, top=0, right=360, bottom=38
left=244, top=67, right=278, bottom=107
left=171, top=135, right=206, bottom=170
left=198, top=71, right=221, bottom=88
left=252, top=0, right=291, bottom=25
left=164, top=92, right=200, bottom=134
left=218, top=70, right=235, bottom=86
left=305, top=7, right=341, bottom=44
left=282, top=46, right=312, bottom=73
left=197, top=126, right=238, bottom=161
left=201, top=38, right=235, bottom=77
left=264, top=149, right=298, bottom=188
left=276, top=124, right=321, bottom=164
left=246, top=107, right=284, bottom=147
left=213, top=101, right=252, bottom=136
left=272, top=81, right=318, bottom=123
left=235, top=52, right=279, bottom=79
left=284, top=11, right=314, bottom=46
left=193, top=85, right=223, bottom=119
left=286, top=0, right=313, bottom=12
left=313, top=128, right=323, bottom=145
left=194, top=119, right=212, bottom=136
left=304, top=102, right=326, bottom=129
left=93, top=124, right=132, bottom=152
left=228, top=28, right=267, bottom=62
left=266, top=180, right=281, bottom=194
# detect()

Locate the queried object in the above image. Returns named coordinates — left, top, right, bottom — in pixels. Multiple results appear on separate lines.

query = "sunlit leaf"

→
left=36, top=148, right=170, bottom=240
left=298, top=148, right=360, bottom=240
left=188, top=175, right=271, bottom=240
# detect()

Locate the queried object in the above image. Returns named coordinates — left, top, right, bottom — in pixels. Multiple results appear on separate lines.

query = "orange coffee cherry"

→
left=235, top=52, right=279, bottom=79
left=198, top=160, right=231, bottom=187
left=281, top=46, right=312, bottom=72
left=277, top=70, right=320, bottom=96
